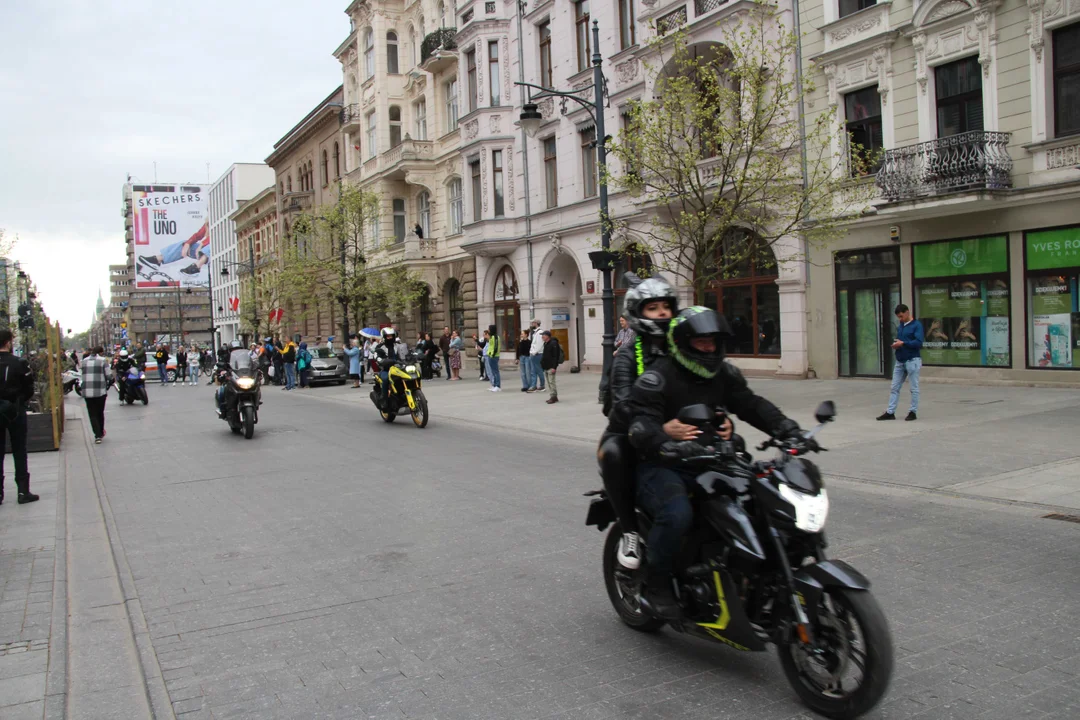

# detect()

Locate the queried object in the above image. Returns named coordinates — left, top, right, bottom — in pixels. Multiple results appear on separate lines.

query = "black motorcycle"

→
left=117, top=366, right=149, bottom=405
left=216, top=364, right=261, bottom=439
left=586, top=401, right=893, bottom=719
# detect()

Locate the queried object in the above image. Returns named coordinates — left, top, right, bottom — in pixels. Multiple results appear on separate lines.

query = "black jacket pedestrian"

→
left=176, top=350, right=188, bottom=368
left=516, top=337, right=531, bottom=360
left=627, top=357, right=798, bottom=461
left=0, top=353, right=35, bottom=406
left=283, top=345, right=296, bottom=363
left=540, top=337, right=561, bottom=371
left=154, top=349, right=168, bottom=365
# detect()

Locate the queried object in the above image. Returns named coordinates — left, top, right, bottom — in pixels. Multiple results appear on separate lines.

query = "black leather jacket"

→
left=603, top=337, right=666, bottom=435
left=627, top=357, right=799, bottom=462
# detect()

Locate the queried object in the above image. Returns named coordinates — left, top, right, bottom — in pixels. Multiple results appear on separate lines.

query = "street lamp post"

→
left=517, top=21, right=618, bottom=402
left=220, top=236, right=258, bottom=343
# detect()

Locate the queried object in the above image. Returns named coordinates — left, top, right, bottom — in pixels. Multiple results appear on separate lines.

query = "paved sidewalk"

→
left=297, top=370, right=1080, bottom=510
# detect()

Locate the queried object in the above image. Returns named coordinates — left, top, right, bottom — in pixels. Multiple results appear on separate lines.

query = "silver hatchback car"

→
left=308, top=347, right=348, bottom=386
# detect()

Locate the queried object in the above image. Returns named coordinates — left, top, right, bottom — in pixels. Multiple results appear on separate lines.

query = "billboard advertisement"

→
left=132, top=184, right=210, bottom=289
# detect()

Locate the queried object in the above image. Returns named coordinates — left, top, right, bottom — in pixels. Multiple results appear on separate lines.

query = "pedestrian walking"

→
left=615, top=315, right=635, bottom=350
left=0, top=329, right=39, bottom=504
left=282, top=338, right=297, bottom=390
left=878, top=303, right=924, bottom=422
left=540, top=330, right=562, bottom=404
left=175, top=346, right=189, bottom=385
left=474, top=333, right=488, bottom=381
left=528, top=319, right=546, bottom=392
left=485, top=325, right=502, bottom=391
left=80, top=345, right=111, bottom=444
left=344, top=336, right=362, bottom=388
left=154, top=344, right=169, bottom=385
left=297, top=342, right=312, bottom=388
left=516, top=330, right=532, bottom=392
left=439, top=326, right=452, bottom=380
left=449, top=330, right=463, bottom=380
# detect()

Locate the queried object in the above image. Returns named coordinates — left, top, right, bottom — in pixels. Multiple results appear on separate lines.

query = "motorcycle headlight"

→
left=405, top=365, right=417, bottom=374
left=777, top=484, right=829, bottom=533
left=235, top=377, right=256, bottom=390
left=139, top=373, right=145, bottom=380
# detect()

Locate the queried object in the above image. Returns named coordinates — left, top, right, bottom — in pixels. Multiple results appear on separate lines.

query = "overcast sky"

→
left=0, top=1, right=347, bottom=333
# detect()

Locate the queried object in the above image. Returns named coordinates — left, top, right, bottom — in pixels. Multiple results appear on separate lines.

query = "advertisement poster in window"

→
left=915, top=284, right=1008, bottom=365
left=986, top=316, right=1010, bottom=365
left=1032, top=315, right=1072, bottom=368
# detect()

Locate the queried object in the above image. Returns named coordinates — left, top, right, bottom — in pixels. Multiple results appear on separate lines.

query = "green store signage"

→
left=913, top=236, right=1008, bottom=279
left=1025, top=227, right=1080, bottom=271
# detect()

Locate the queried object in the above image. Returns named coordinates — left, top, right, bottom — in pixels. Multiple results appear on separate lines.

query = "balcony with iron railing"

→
left=648, top=0, right=751, bottom=37
left=876, top=131, right=1013, bottom=204
left=340, top=103, right=363, bottom=134
left=420, top=27, right=457, bottom=73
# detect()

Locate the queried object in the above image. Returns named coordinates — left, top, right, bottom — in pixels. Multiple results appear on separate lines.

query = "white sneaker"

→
left=617, top=533, right=642, bottom=570
left=494, top=387, right=501, bottom=392
left=490, top=386, right=498, bottom=392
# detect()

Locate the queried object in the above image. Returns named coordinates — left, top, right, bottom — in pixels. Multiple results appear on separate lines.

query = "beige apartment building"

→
left=265, top=86, right=347, bottom=341
left=802, top=0, right=1080, bottom=383
left=230, top=187, right=279, bottom=345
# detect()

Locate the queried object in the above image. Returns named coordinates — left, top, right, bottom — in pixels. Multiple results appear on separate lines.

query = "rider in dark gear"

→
left=375, top=327, right=408, bottom=409
left=627, top=307, right=802, bottom=620
left=114, top=349, right=134, bottom=402
left=598, top=272, right=679, bottom=571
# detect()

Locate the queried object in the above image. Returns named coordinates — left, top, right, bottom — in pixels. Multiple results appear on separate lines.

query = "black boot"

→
left=641, top=575, right=680, bottom=620
left=16, top=478, right=39, bottom=504
left=0, top=481, right=4, bottom=505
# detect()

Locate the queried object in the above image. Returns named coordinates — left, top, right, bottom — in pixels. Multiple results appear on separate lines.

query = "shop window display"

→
left=912, top=236, right=1010, bottom=367
left=1025, top=227, right=1080, bottom=369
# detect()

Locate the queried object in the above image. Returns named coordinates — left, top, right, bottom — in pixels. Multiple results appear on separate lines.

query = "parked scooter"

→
left=62, top=369, right=82, bottom=396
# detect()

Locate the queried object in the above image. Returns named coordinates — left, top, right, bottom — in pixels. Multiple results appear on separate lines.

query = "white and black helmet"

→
left=381, top=327, right=397, bottom=340
left=622, top=272, right=678, bottom=339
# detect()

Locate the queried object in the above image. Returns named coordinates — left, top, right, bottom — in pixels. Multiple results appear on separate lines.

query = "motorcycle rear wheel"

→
left=242, top=406, right=255, bottom=439
left=602, top=524, right=665, bottom=633
left=410, top=390, right=429, bottom=428
left=779, top=588, right=893, bottom=720
left=74, top=384, right=82, bottom=397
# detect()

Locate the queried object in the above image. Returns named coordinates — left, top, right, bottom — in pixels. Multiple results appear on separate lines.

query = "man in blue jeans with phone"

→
left=878, top=303, right=924, bottom=422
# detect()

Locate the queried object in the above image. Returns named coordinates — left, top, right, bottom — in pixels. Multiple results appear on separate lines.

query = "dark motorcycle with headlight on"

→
left=585, top=401, right=893, bottom=719
left=215, top=362, right=262, bottom=439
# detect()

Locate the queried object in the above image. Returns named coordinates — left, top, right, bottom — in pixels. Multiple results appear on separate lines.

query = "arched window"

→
left=698, top=229, right=780, bottom=357
left=445, top=279, right=464, bottom=333
left=333, top=142, right=340, bottom=178
left=364, top=29, right=375, bottom=79
left=418, top=287, right=432, bottom=335
left=614, top=244, right=654, bottom=294
left=438, top=1, right=446, bottom=28
left=417, top=191, right=431, bottom=238
left=447, top=178, right=463, bottom=234
left=493, top=266, right=520, bottom=355
left=321, top=150, right=329, bottom=186
left=287, top=175, right=292, bottom=192
left=389, top=105, right=402, bottom=147
left=419, top=15, right=425, bottom=38
left=386, top=31, right=399, bottom=74
left=409, top=25, right=417, bottom=67
left=279, top=181, right=284, bottom=194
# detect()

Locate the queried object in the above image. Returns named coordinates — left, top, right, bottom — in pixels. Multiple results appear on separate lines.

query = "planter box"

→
left=3, top=412, right=59, bottom=454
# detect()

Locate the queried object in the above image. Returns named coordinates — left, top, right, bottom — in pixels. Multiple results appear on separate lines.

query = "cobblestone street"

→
left=2, top=377, right=1079, bottom=719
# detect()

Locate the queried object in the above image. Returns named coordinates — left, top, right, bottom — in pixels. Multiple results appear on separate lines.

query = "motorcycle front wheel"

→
left=380, top=409, right=397, bottom=423
left=602, top=525, right=665, bottom=633
left=139, top=388, right=149, bottom=405
left=242, top=406, right=255, bottom=439
left=410, top=390, right=429, bottom=428
left=779, top=588, right=893, bottom=719
left=74, top=384, right=82, bottom=397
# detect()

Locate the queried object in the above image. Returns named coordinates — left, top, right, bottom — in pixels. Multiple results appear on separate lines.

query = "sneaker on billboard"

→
left=180, top=264, right=201, bottom=275
left=617, top=533, right=642, bottom=570
left=139, top=255, right=160, bottom=268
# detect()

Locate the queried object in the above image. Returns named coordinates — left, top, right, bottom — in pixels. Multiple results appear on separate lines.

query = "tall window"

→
left=439, top=0, right=447, bottom=28
left=466, top=50, right=478, bottom=112
left=321, top=150, right=329, bottom=185
left=418, top=191, right=431, bottom=238
left=492, top=150, right=505, bottom=217
left=580, top=127, right=597, bottom=198
left=393, top=198, right=407, bottom=242
left=446, top=78, right=459, bottom=131
left=699, top=230, right=781, bottom=357
left=935, top=56, right=983, bottom=137
left=367, top=215, right=379, bottom=249
left=845, top=86, right=883, bottom=175
left=539, top=22, right=553, bottom=88
left=389, top=106, right=402, bottom=147
left=366, top=111, right=377, bottom=158
left=410, top=26, right=417, bottom=67
left=544, top=137, right=558, bottom=208
left=333, top=142, right=340, bottom=177
left=364, top=29, right=375, bottom=79
left=470, top=160, right=482, bottom=221
left=1053, top=23, right=1080, bottom=137
left=488, top=41, right=501, bottom=107
left=415, top=99, right=428, bottom=140
left=446, top=279, right=464, bottom=332
left=287, top=175, right=292, bottom=192
left=448, top=178, right=463, bottom=234
left=575, top=0, right=591, bottom=72
left=838, top=0, right=875, bottom=19
left=619, top=0, right=635, bottom=50
left=387, top=31, right=399, bottom=74
left=620, top=108, right=638, bottom=177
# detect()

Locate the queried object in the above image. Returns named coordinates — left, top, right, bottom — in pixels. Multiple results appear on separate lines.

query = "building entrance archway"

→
left=543, top=253, right=583, bottom=367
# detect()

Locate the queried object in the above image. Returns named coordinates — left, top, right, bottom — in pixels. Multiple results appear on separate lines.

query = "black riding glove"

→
left=658, top=440, right=716, bottom=462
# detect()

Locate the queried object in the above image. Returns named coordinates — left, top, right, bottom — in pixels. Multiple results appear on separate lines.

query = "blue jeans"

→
left=188, top=365, right=199, bottom=383
left=519, top=360, right=531, bottom=389
left=284, top=362, right=296, bottom=389
left=157, top=364, right=168, bottom=384
left=487, top=357, right=501, bottom=388
left=887, top=357, right=922, bottom=414
left=636, top=464, right=695, bottom=579
left=531, top=355, right=545, bottom=389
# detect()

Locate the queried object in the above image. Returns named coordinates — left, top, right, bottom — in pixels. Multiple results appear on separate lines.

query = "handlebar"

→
left=756, top=436, right=826, bottom=455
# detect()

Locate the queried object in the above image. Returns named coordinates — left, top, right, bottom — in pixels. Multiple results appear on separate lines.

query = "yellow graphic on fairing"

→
left=697, top=571, right=750, bottom=651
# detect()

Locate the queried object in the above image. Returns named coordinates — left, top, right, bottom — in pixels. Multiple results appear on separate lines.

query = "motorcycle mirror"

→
left=814, top=401, right=837, bottom=424
left=677, top=404, right=714, bottom=426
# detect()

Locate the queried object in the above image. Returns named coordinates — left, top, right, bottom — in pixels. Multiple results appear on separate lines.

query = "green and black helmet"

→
left=667, top=306, right=732, bottom=378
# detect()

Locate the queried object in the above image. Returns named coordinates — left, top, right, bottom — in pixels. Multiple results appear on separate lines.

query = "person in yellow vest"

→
left=485, top=324, right=502, bottom=392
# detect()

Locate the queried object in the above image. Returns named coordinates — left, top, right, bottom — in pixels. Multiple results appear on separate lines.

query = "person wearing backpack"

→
left=0, top=329, right=39, bottom=504
left=296, top=342, right=312, bottom=388
left=539, top=330, right=563, bottom=404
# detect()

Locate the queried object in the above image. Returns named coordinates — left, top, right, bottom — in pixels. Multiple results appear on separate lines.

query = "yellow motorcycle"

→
left=370, top=354, right=429, bottom=428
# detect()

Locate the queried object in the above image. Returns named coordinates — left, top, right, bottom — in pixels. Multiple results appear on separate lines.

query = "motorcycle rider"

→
left=114, top=349, right=135, bottom=402
left=374, top=327, right=408, bottom=409
left=627, top=306, right=805, bottom=620
left=598, top=272, right=682, bottom=571
left=216, top=340, right=253, bottom=417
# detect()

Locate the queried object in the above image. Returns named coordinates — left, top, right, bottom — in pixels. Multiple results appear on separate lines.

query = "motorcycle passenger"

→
left=374, top=327, right=408, bottom=409
left=627, top=307, right=804, bottom=620
left=598, top=272, right=680, bottom=571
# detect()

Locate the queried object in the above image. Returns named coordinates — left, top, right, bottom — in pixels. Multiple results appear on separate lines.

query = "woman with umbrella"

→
left=360, top=328, right=381, bottom=383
